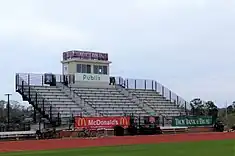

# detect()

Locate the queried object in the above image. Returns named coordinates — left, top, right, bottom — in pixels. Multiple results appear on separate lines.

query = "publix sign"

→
left=75, top=73, right=109, bottom=82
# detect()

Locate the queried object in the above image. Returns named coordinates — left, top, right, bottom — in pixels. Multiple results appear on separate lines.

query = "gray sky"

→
left=0, top=0, right=235, bottom=107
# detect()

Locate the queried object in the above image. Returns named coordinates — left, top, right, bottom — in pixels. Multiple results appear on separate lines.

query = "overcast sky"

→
left=0, top=0, right=234, bottom=107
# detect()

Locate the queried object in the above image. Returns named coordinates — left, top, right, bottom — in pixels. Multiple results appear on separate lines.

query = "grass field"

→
left=0, top=139, right=234, bottom=156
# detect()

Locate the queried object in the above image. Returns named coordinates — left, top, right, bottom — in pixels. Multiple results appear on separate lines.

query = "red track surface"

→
left=0, top=132, right=235, bottom=153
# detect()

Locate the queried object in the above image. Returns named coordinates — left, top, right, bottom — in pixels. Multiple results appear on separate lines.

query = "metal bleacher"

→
left=71, top=87, right=148, bottom=116
left=127, top=89, right=182, bottom=117
left=31, top=86, right=87, bottom=118
left=16, top=73, right=189, bottom=127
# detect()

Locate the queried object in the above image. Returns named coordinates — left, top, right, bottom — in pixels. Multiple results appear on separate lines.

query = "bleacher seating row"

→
left=27, top=85, right=182, bottom=122
left=16, top=73, right=185, bottom=126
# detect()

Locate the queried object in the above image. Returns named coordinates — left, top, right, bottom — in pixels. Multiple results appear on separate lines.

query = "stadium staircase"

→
left=16, top=74, right=60, bottom=127
left=56, top=82, right=101, bottom=116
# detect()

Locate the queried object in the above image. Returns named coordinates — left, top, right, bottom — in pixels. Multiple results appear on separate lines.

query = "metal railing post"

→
left=134, top=79, right=136, bottom=89
left=42, top=99, right=45, bottom=114
left=28, top=74, right=30, bottom=86
left=22, top=81, right=24, bottom=93
left=144, top=80, right=147, bottom=90
left=35, top=93, right=38, bottom=108
left=41, top=75, right=44, bottom=86
left=161, top=86, right=164, bottom=96
left=155, top=81, right=157, bottom=91
left=50, top=106, right=52, bottom=120
left=126, top=79, right=129, bottom=89
left=28, top=86, right=31, bottom=99
left=151, top=80, right=154, bottom=90
left=169, top=90, right=172, bottom=101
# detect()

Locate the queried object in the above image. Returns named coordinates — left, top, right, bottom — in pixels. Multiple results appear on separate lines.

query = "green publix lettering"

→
left=83, top=74, right=101, bottom=81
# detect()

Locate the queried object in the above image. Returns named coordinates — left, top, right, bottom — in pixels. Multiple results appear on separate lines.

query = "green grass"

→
left=0, top=140, right=235, bottom=156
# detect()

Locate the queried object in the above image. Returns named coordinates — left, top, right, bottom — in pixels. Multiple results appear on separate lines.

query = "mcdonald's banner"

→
left=74, top=116, right=130, bottom=129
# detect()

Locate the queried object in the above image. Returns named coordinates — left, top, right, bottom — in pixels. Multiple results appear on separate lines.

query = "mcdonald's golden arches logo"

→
left=120, top=117, right=129, bottom=125
left=77, top=118, right=87, bottom=126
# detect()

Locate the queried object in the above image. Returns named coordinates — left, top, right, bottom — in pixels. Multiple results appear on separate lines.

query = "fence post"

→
left=57, top=112, right=60, bottom=125
left=155, top=81, right=157, bottom=92
left=35, top=93, right=38, bottom=108
left=127, top=79, right=129, bottom=89
left=162, top=86, right=164, bottom=96
left=50, top=106, right=52, bottom=120
left=15, top=74, right=18, bottom=91
left=144, top=80, right=147, bottom=90
left=28, top=74, right=30, bottom=85
left=151, top=81, right=154, bottom=90
left=176, top=96, right=179, bottom=105
left=42, top=99, right=45, bottom=114
left=71, top=114, right=74, bottom=129
left=41, top=75, right=44, bottom=86
left=138, top=115, right=141, bottom=128
left=22, top=81, right=24, bottom=93
left=169, top=90, right=171, bottom=102
left=134, top=79, right=136, bottom=89
left=162, top=116, right=164, bottom=127
left=28, top=86, right=31, bottom=99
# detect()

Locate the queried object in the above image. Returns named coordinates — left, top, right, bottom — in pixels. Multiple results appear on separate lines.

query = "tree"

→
left=190, top=98, right=205, bottom=116
left=0, top=100, right=6, bottom=122
left=0, top=100, right=33, bottom=124
left=190, top=99, right=218, bottom=120
left=205, top=101, right=218, bottom=122
left=227, top=105, right=234, bottom=114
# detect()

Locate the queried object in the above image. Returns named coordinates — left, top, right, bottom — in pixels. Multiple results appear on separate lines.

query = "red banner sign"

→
left=74, top=116, right=130, bottom=129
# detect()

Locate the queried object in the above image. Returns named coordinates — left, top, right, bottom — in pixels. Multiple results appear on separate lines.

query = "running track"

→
left=0, top=132, right=235, bottom=152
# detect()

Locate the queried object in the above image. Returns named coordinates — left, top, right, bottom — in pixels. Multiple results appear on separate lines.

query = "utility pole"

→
left=4, top=93, right=12, bottom=131
left=225, top=101, right=228, bottom=129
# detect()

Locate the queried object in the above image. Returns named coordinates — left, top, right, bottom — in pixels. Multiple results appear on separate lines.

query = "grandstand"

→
left=15, top=50, right=188, bottom=128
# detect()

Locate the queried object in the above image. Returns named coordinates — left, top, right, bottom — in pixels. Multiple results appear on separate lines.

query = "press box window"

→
left=103, top=66, right=107, bottom=74
left=77, top=64, right=91, bottom=73
left=77, top=64, right=82, bottom=73
left=94, top=65, right=99, bottom=74
left=86, top=65, right=91, bottom=73
left=93, top=65, right=107, bottom=75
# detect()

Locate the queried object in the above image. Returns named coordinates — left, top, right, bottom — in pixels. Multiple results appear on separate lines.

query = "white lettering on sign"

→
left=88, top=119, right=118, bottom=126
left=63, top=51, right=108, bottom=61
left=173, top=117, right=212, bottom=126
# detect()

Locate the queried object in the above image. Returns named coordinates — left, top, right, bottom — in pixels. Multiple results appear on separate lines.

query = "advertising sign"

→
left=63, top=51, right=108, bottom=61
left=74, top=116, right=130, bottom=129
left=171, top=116, right=213, bottom=127
left=74, top=73, right=109, bottom=82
